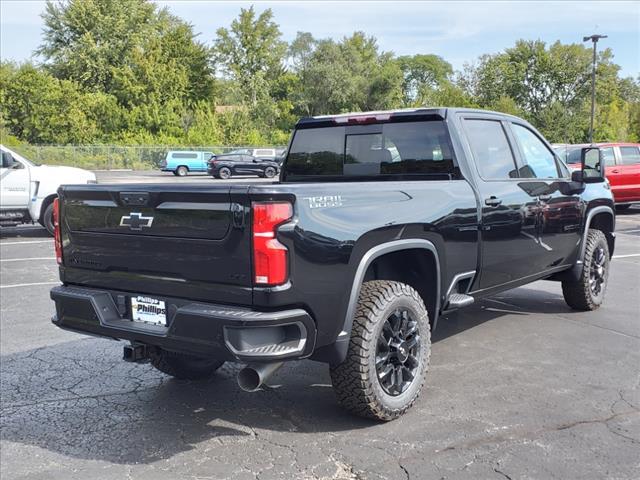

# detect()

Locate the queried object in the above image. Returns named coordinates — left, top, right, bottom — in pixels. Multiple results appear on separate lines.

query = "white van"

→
left=0, top=145, right=97, bottom=235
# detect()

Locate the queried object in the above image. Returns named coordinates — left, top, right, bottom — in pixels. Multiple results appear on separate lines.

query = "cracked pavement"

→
left=1, top=190, right=639, bottom=479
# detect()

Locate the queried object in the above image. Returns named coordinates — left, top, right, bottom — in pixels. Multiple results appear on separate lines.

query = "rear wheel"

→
left=150, top=348, right=224, bottom=380
left=175, top=166, right=188, bottom=177
left=562, top=229, right=610, bottom=311
left=219, top=167, right=232, bottom=179
left=42, top=201, right=55, bottom=236
left=330, top=280, right=431, bottom=421
left=264, top=166, right=277, bottom=178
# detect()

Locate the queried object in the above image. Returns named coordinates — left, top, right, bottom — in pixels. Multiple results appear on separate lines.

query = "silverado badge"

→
left=120, top=212, right=154, bottom=231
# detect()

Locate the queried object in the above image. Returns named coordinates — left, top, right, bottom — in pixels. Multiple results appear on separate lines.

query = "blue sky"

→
left=1, top=1, right=639, bottom=78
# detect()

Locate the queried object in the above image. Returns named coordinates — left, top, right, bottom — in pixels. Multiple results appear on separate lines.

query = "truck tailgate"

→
left=58, top=184, right=253, bottom=303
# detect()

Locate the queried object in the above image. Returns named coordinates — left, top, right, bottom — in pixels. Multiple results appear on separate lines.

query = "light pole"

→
left=583, top=34, right=607, bottom=144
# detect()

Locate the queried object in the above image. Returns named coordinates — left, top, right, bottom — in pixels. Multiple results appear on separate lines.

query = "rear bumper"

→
left=50, top=285, right=316, bottom=362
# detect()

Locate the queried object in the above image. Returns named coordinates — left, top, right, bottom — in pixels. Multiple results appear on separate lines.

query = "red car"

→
left=554, top=142, right=640, bottom=209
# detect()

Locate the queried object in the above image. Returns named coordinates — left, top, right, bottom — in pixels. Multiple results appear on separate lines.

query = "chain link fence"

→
left=8, top=145, right=286, bottom=170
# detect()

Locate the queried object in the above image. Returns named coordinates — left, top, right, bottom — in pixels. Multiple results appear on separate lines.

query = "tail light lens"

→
left=53, top=197, right=63, bottom=265
left=252, top=202, right=293, bottom=286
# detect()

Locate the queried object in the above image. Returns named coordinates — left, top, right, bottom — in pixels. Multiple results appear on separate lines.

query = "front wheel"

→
left=150, top=348, right=224, bottom=380
left=562, top=229, right=610, bottom=311
left=330, top=280, right=431, bottom=421
left=264, top=166, right=277, bottom=178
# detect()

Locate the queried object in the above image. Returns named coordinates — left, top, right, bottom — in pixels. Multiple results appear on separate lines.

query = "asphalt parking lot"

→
left=95, top=169, right=274, bottom=184
left=1, top=175, right=639, bottom=479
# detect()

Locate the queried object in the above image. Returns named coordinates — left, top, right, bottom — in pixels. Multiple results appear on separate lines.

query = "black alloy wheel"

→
left=376, top=308, right=421, bottom=396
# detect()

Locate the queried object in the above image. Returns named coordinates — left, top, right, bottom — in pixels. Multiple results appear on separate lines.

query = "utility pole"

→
left=583, top=34, right=607, bottom=144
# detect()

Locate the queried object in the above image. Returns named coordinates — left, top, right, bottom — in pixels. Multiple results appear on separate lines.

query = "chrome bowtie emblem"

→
left=120, top=212, right=154, bottom=231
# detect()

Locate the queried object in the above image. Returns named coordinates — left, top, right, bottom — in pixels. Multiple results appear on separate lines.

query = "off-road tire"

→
left=330, top=280, right=431, bottom=421
left=562, top=229, right=610, bottom=311
left=42, top=201, right=55, bottom=236
left=150, top=348, right=224, bottom=380
left=175, top=166, right=188, bottom=177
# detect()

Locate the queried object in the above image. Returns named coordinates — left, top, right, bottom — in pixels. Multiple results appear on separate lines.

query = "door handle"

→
left=484, top=196, right=502, bottom=207
left=538, top=194, right=552, bottom=202
left=611, top=169, right=620, bottom=173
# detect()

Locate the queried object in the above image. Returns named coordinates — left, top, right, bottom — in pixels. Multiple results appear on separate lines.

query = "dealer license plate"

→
left=131, top=295, right=167, bottom=326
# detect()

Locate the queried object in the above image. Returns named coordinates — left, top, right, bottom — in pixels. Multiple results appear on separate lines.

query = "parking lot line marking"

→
left=0, top=257, right=56, bottom=263
left=613, top=253, right=640, bottom=259
left=0, top=240, right=53, bottom=245
left=0, top=281, right=60, bottom=289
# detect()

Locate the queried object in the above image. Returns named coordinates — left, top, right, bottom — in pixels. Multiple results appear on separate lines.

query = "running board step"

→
left=446, top=293, right=475, bottom=309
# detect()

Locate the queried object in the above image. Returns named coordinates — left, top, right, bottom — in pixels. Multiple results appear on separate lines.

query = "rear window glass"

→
left=172, top=153, right=198, bottom=159
left=620, top=146, right=640, bottom=165
left=285, top=121, right=455, bottom=178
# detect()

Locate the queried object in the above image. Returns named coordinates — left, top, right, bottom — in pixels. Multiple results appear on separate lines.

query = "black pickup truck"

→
left=50, top=108, right=615, bottom=420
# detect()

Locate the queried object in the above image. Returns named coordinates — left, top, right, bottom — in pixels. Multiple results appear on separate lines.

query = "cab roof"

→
left=295, top=107, right=521, bottom=128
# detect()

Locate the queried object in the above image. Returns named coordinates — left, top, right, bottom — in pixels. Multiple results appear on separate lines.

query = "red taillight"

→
left=334, top=113, right=391, bottom=125
left=53, top=197, right=63, bottom=265
left=252, top=202, right=293, bottom=286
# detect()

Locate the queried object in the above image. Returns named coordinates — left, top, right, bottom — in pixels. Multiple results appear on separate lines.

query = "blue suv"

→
left=161, top=151, right=213, bottom=176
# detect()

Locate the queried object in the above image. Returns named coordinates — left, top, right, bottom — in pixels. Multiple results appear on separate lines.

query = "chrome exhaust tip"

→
left=237, top=362, right=283, bottom=392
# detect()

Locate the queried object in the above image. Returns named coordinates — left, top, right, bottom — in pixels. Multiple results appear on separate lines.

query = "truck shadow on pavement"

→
left=1, top=287, right=582, bottom=465
left=0, top=225, right=51, bottom=239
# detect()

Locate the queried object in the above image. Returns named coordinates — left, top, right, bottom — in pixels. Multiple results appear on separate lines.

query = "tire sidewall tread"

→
left=562, top=228, right=610, bottom=311
left=330, top=280, right=431, bottom=421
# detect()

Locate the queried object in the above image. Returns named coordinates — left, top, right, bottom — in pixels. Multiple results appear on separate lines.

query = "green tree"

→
left=38, top=0, right=214, bottom=140
left=396, top=54, right=453, bottom=106
left=39, top=0, right=158, bottom=92
left=459, top=40, right=622, bottom=142
left=213, top=6, right=287, bottom=107
left=0, top=62, right=122, bottom=144
left=293, top=32, right=403, bottom=115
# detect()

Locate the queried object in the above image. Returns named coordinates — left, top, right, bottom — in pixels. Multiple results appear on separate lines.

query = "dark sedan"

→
left=207, top=152, right=280, bottom=179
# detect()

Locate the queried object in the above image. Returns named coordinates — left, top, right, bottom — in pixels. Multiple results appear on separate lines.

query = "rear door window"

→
left=463, top=119, right=518, bottom=180
left=619, top=146, right=640, bottom=165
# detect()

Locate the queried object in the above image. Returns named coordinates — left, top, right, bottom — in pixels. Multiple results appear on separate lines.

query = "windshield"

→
left=554, top=146, right=582, bottom=164
left=0, top=146, right=40, bottom=167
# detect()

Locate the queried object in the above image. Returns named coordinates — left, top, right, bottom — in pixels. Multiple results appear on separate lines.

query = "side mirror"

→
left=580, top=146, right=605, bottom=183
left=2, top=151, right=14, bottom=169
